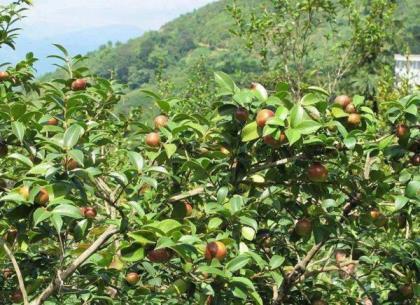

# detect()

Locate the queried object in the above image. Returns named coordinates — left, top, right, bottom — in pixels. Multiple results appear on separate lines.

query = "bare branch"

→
left=29, top=226, right=119, bottom=305
left=168, top=186, right=205, bottom=203
left=1, top=240, right=29, bottom=305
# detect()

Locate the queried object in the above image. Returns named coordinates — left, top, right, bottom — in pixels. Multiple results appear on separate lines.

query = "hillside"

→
left=43, top=0, right=419, bottom=107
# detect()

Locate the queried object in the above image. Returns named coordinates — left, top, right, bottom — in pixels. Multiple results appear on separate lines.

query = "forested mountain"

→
left=43, top=0, right=419, bottom=106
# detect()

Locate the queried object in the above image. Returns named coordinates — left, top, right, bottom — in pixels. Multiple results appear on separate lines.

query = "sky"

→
left=1, top=0, right=217, bottom=73
left=20, top=0, right=216, bottom=38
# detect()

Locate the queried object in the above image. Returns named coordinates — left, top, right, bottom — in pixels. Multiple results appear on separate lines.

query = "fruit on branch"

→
left=3, top=228, right=18, bottom=244
left=263, top=132, right=286, bottom=147
left=334, top=95, right=352, bottom=108
left=35, top=188, right=49, bottom=205
left=295, top=218, right=312, bottom=237
left=154, top=115, right=169, bottom=129
left=256, top=109, right=275, bottom=128
left=345, top=103, right=356, bottom=114
left=205, top=241, right=227, bottom=261
left=145, top=132, right=161, bottom=147
left=335, top=250, right=347, bottom=263
left=183, top=201, right=193, bottom=217
left=395, top=124, right=409, bottom=139
left=10, top=290, right=22, bottom=303
left=312, top=300, right=327, bottom=305
left=0, top=71, right=10, bottom=81
left=307, top=162, right=328, bottom=182
left=125, top=272, right=140, bottom=285
left=64, top=158, right=79, bottom=170
left=71, top=78, right=87, bottom=91
left=347, top=113, right=361, bottom=126
left=0, top=140, right=8, bottom=157
left=47, top=117, right=59, bottom=126
left=2, top=268, right=13, bottom=279
left=235, top=107, right=249, bottom=122
left=83, top=207, right=97, bottom=219
left=251, top=82, right=268, bottom=100
left=410, top=154, right=419, bottom=166
left=19, top=186, right=29, bottom=200
left=370, top=210, right=387, bottom=227
left=147, top=248, right=173, bottom=263
left=256, top=229, right=272, bottom=248
left=399, top=284, right=414, bottom=299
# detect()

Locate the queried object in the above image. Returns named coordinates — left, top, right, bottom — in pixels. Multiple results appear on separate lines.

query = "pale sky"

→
left=19, top=0, right=217, bottom=38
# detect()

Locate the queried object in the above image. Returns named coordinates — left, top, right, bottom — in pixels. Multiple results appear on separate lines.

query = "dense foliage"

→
left=1, top=1, right=419, bottom=305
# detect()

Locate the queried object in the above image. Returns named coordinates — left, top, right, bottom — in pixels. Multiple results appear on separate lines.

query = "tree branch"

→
left=168, top=186, right=205, bottom=203
left=1, top=240, right=29, bottom=305
left=29, top=225, right=119, bottom=305
left=249, top=154, right=302, bottom=175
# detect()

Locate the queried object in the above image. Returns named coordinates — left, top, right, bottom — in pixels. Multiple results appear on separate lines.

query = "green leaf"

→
left=307, top=86, right=329, bottom=96
left=50, top=214, right=63, bottom=233
left=11, top=121, right=25, bottom=143
left=164, top=144, right=177, bottom=159
left=208, top=217, right=223, bottom=231
left=294, top=120, right=322, bottom=135
left=226, top=255, right=251, bottom=272
left=127, top=151, right=144, bottom=173
left=121, top=243, right=145, bottom=262
left=217, top=187, right=229, bottom=204
left=63, top=124, right=84, bottom=150
left=275, top=106, right=289, bottom=121
left=230, top=195, right=243, bottom=214
left=33, top=208, right=51, bottom=226
left=331, top=107, right=348, bottom=118
left=344, top=137, right=357, bottom=149
left=289, top=104, right=305, bottom=128
left=8, top=153, right=33, bottom=168
left=214, top=71, right=237, bottom=94
left=301, top=93, right=321, bottom=106
left=405, top=180, right=419, bottom=199
left=198, top=266, right=230, bottom=278
left=241, top=121, right=260, bottom=142
left=68, top=149, right=84, bottom=166
left=284, top=129, right=301, bottom=145
left=394, top=196, right=409, bottom=210
left=52, top=204, right=83, bottom=219
left=269, top=255, right=285, bottom=270
left=241, top=226, right=255, bottom=241
left=28, top=163, right=54, bottom=175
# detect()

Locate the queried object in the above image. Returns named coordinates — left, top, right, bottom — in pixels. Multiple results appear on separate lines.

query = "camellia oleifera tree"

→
left=1, top=1, right=419, bottom=305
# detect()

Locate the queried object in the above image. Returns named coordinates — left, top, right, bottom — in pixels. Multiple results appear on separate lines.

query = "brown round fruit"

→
left=184, top=201, right=193, bottom=217
left=410, top=154, right=419, bottom=166
left=125, top=272, right=140, bottom=285
left=0, top=140, right=8, bottom=157
left=399, top=284, right=414, bottom=299
left=373, top=214, right=387, bottom=228
left=0, top=71, right=9, bottom=81
left=308, top=162, right=328, bottom=182
left=3, top=268, right=13, bottom=279
left=263, top=132, right=286, bottom=147
left=47, top=117, right=59, bottom=126
left=84, top=207, right=97, bottom=219
left=35, top=188, right=49, bottom=206
left=334, top=95, right=352, bottom=108
left=205, top=241, right=227, bottom=261
left=395, top=124, right=409, bottom=139
left=345, top=103, right=356, bottom=114
left=256, top=109, right=275, bottom=128
left=335, top=250, right=347, bottom=263
left=147, top=248, right=172, bottom=263
left=295, top=219, right=312, bottom=237
left=71, top=79, right=87, bottom=91
left=64, top=158, right=79, bottom=170
left=369, top=209, right=381, bottom=220
left=145, top=132, right=161, bottom=147
left=347, top=113, right=361, bottom=126
left=235, top=107, right=249, bottom=122
left=154, top=115, right=169, bottom=129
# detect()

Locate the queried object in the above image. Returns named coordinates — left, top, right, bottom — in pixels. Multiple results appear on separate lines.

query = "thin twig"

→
left=1, top=240, right=29, bottom=305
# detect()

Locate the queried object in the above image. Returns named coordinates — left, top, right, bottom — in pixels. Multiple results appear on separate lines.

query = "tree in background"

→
left=228, top=0, right=401, bottom=100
